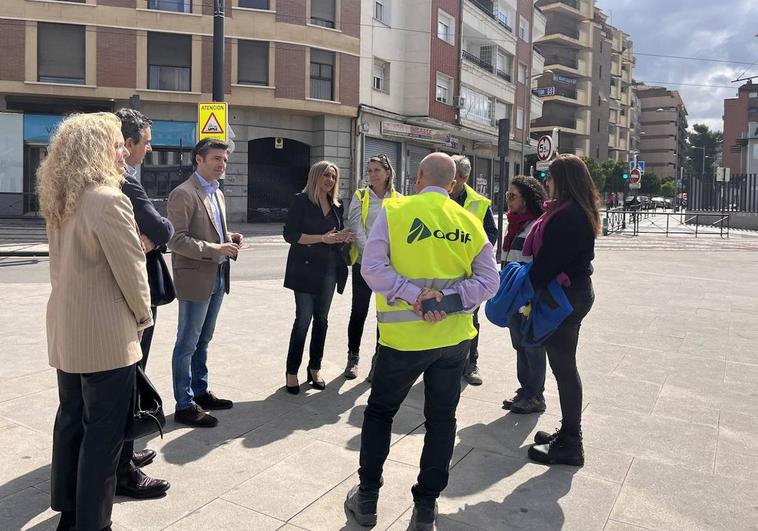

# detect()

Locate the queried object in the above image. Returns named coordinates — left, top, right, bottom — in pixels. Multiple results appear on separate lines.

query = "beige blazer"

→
left=47, top=185, right=153, bottom=374
left=167, top=174, right=231, bottom=301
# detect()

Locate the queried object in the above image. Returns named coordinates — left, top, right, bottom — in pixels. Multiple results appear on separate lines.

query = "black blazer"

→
left=283, top=192, right=348, bottom=295
left=122, top=174, right=176, bottom=306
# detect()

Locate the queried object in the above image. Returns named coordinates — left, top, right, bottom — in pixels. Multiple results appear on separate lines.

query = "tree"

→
left=602, top=159, right=626, bottom=193
left=581, top=156, right=605, bottom=192
left=686, top=124, right=723, bottom=178
left=640, top=172, right=661, bottom=196
left=661, top=179, right=676, bottom=198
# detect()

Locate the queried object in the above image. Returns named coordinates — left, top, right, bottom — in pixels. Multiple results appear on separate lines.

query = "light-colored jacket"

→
left=346, top=186, right=400, bottom=263
left=502, top=219, right=536, bottom=264
left=46, top=185, right=152, bottom=374
left=167, top=174, right=231, bottom=301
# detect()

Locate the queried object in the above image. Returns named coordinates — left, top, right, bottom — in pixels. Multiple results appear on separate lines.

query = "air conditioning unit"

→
left=453, top=96, right=466, bottom=108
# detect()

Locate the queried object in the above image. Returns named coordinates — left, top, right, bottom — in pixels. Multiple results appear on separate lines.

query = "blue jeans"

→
left=172, top=269, right=225, bottom=411
left=286, top=266, right=337, bottom=375
left=508, top=313, right=547, bottom=400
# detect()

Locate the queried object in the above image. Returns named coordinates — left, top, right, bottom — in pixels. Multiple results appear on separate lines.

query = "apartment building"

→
left=636, top=85, right=688, bottom=180
left=723, top=81, right=758, bottom=174
left=357, top=0, right=544, bottom=199
left=0, top=0, right=361, bottom=221
left=602, top=10, right=633, bottom=163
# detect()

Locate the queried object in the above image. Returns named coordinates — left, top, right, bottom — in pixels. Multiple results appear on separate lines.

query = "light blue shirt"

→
left=195, top=172, right=226, bottom=262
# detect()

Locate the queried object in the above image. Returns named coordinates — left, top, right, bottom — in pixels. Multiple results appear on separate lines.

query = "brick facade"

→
left=276, top=0, right=306, bottom=25
left=339, top=53, right=358, bottom=106
left=429, top=0, right=459, bottom=123
left=275, top=43, right=305, bottom=100
left=201, top=37, right=233, bottom=95
left=341, top=0, right=360, bottom=38
left=514, top=0, right=533, bottom=140
left=0, top=19, right=25, bottom=82
left=202, top=0, right=233, bottom=17
left=97, top=27, right=136, bottom=88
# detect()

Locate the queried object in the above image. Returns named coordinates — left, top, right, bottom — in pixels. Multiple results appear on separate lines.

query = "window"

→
left=437, top=10, right=455, bottom=46
left=495, top=101, right=511, bottom=121
left=374, top=0, right=391, bottom=24
left=239, top=0, right=269, bottom=8
left=310, top=49, right=335, bottom=100
left=516, top=107, right=524, bottom=129
left=148, top=32, right=192, bottom=91
left=311, top=0, right=336, bottom=28
left=238, top=40, right=269, bottom=86
left=435, top=73, right=452, bottom=104
left=496, top=52, right=513, bottom=81
left=149, top=0, right=191, bottom=13
left=38, top=23, right=85, bottom=85
left=372, top=59, right=389, bottom=93
left=518, top=63, right=527, bottom=84
left=519, top=16, right=529, bottom=42
left=460, top=86, right=493, bottom=124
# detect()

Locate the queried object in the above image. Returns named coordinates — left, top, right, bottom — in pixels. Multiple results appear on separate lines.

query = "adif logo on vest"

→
left=407, top=218, right=471, bottom=244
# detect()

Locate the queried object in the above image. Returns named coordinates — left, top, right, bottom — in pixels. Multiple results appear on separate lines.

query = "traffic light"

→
left=539, top=171, right=547, bottom=179
left=623, top=172, right=629, bottom=180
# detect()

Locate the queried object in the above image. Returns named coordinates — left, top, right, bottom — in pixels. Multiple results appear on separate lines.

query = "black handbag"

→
left=125, top=365, right=166, bottom=441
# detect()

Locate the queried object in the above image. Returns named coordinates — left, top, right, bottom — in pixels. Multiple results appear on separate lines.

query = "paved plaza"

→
left=1, top=225, right=758, bottom=530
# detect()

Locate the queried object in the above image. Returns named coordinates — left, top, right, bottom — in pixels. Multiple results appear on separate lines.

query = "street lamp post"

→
left=520, top=69, right=553, bottom=175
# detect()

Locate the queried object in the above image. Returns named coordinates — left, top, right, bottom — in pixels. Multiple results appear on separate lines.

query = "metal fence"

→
left=603, top=207, right=730, bottom=238
left=686, top=173, right=758, bottom=213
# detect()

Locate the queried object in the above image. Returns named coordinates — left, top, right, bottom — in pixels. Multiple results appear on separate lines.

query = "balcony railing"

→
left=536, top=0, right=579, bottom=10
left=533, top=116, right=577, bottom=129
left=462, top=50, right=494, bottom=73
left=494, top=9, right=513, bottom=32
left=544, top=25, right=580, bottom=40
left=544, top=55, right=578, bottom=69
left=496, top=69, right=512, bottom=82
left=470, top=0, right=494, bottom=17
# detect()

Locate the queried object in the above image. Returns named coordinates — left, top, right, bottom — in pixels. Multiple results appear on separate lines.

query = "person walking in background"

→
left=525, top=154, right=600, bottom=467
left=167, top=138, right=243, bottom=428
left=38, top=113, right=153, bottom=531
left=283, top=161, right=354, bottom=394
left=449, top=155, right=499, bottom=386
left=345, top=153, right=499, bottom=530
left=500, top=176, right=549, bottom=415
left=344, top=154, right=400, bottom=381
left=114, top=108, right=172, bottom=500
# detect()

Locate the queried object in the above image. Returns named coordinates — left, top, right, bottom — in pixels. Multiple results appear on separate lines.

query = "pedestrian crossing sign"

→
left=197, top=102, right=228, bottom=142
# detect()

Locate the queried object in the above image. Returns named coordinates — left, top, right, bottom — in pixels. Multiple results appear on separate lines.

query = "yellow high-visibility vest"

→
left=347, top=187, right=399, bottom=265
left=461, top=183, right=491, bottom=222
left=375, top=191, right=487, bottom=351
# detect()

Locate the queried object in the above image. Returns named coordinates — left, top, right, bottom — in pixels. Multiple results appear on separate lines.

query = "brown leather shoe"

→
left=195, top=391, right=233, bottom=410
left=116, top=468, right=170, bottom=499
left=132, top=448, right=156, bottom=468
left=174, top=404, right=218, bottom=427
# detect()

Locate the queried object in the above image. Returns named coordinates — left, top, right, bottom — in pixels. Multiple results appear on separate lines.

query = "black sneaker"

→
left=528, top=430, right=584, bottom=467
left=534, top=427, right=560, bottom=445
left=344, top=484, right=378, bottom=527
left=502, top=392, right=522, bottom=409
left=510, top=396, right=547, bottom=414
left=174, top=404, right=218, bottom=428
left=195, top=391, right=233, bottom=410
left=411, top=502, right=438, bottom=531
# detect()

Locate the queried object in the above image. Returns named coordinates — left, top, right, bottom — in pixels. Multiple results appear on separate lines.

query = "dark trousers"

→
left=118, top=305, right=157, bottom=476
left=543, top=278, right=594, bottom=435
left=464, top=308, right=481, bottom=371
left=508, top=313, right=547, bottom=399
left=52, top=364, right=135, bottom=531
left=286, top=267, right=337, bottom=374
left=347, top=263, right=378, bottom=355
left=359, top=340, right=470, bottom=507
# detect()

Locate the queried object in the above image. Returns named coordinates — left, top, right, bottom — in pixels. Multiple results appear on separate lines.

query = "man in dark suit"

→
left=114, top=108, right=172, bottom=499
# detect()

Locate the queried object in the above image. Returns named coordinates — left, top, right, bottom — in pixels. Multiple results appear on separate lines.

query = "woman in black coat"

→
left=283, top=161, right=354, bottom=394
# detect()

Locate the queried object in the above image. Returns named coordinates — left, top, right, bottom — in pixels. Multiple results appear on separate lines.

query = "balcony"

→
left=463, top=49, right=494, bottom=73
left=545, top=55, right=577, bottom=69
left=463, top=1, right=517, bottom=50
left=535, top=0, right=586, bottom=19
left=533, top=116, right=576, bottom=129
left=539, top=24, right=589, bottom=49
left=496, top=69, right=511, bottom=82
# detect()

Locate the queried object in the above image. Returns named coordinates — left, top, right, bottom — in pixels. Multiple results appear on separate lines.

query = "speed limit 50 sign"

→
left=537, top=135, right=554, bottom=162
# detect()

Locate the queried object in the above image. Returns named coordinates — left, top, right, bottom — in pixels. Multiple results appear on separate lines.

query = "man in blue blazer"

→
left=114, top=108, right=172, bottom=500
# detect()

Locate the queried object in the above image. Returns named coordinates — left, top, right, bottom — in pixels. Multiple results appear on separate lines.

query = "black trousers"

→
left=464, top=308, right=480, bottom=371
left=347, top=263, right=378, bottom=355
left=543, top=278, right=594, bottom=435
left=359, top=340, right=470, bottom=507
left=118, top=305, right=157, bottom=476
left=52, top=364, right=135, bottom=531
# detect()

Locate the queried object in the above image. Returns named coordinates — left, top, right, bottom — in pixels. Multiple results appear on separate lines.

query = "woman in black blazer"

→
left=283, top=161, right=354, bottom=394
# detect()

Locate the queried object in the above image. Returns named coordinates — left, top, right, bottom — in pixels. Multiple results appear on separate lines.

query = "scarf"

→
left=502, top=211, right=537, bottom=253
left=522, top=199, right=573, bottom=258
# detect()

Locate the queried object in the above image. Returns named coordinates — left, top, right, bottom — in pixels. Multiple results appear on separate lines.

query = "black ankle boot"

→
left=528, top=429, right=584, bottom=467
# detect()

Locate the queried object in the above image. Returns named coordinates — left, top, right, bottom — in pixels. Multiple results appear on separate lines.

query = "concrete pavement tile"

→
left=715, top=450, right=758, bottom=481
left=0, top=388, right=58, bottom=435
left=718, top=410, right=758, bottom=457
left=290, top=460, right=416, bottom=531
left=650, top=395, right=720, bottom=428
left=163, top=499, right=284, bottom=530
left=0, top=487, right=56, bottom=531
left=610, top=458, right=758, bottom=531
left=221, top=440, right=358, bottom=521
left=612, top=349, right=724, bottom=386
left=0, top=425, right=52, bottom=500
left=578, top=370, right=661, bottom=414
left=724, top=360, right=758, bottom=385
left=1, top=344, right=51, bottom=380
left=582, top=404, right=718, bottom=472
left=0, top=369, right=58, bottom=405
left=387, top=427, right=473, bottom=470
left=441, top=450, right=619, bottom=531
left=603, top=519, right=655, bottom=531
left=659, top=372, right=758, bottom=415
left=387, top=507, right=480, bottom=531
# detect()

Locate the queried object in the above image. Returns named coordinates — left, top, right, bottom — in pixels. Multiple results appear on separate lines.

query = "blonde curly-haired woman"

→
left=37, top=113, right=153, bottom=531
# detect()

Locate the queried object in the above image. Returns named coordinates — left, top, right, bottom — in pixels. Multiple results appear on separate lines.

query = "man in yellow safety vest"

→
left=344, top=153, right=499, bottom=531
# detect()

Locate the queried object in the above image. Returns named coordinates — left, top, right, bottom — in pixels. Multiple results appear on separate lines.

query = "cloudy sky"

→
left=595, top=0, right=758, bottom=132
